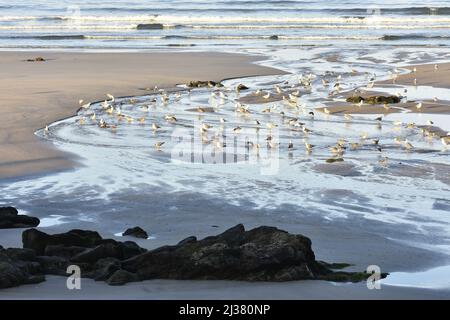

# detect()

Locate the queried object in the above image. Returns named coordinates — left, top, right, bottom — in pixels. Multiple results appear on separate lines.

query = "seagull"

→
left=106, top=93, right=115, bottom=102
left=233, top=126, right=242, bottom=133
left=302, top=127, right=312, bottom=134
left=165, top=115, right=177, bottom=122
left=323, top=107, right=331, bottom=115
left=219, top=118, right=226, bottom=123
left=414, top=78, right=417, bottom=85
left=322, top=79, right=329, bottom=86
left=416, top=102, right=423, bottom=110
left=263, top=92, right=271, bottom=99
left=288, top=140, right=294, bottom=150
left=80, top=102, right=91, bottom=109
left=434, top=64, right=439, bottom=70
left=44, top=125, right=49, bottom=135
left=154, top=141, right=165, bottom=150
left=403, top=140, right=414, bottom=150
left=161, top=94, right=169, bottom=103
left=275, top=85, right=283, bottom=94
left=305, top=142, right=314, bottom=152
left=152, top=123, right=160, bottom=131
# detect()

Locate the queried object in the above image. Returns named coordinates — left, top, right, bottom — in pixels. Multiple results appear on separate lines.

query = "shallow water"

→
left=2, top=46, right=450, bottom=252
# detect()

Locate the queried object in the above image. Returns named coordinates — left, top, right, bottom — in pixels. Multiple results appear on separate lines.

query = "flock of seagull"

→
left=43, top=64, right=450, bottom=167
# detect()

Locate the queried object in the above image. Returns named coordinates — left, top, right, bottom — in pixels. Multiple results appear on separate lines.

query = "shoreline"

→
left=0, top=51, right=287, bottom=180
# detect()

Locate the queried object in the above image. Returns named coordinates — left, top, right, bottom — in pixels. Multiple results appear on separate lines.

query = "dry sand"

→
left=0, top=51, right=285, bottom=180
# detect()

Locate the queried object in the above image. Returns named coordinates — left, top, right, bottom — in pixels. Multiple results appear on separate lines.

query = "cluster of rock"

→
left=346, top=95, right=401, bottom=104
left=1, top=221, right=382, bottom=289
left=187, top=80, right=223, bottom=88
left=0, top=207, right=40, bottom=229
left=26, top=57, right=46, bottom=62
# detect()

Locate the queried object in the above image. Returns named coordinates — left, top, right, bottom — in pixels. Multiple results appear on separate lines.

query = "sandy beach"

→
left=0, top=51, right=285, bottom=180
left=2, top=1, right=450, bottom=302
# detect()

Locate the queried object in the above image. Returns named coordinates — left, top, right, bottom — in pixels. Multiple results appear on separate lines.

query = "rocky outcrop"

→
left=136, top=23, right=164, bottom=30
left=0, top=246, right=45, bottom=289
left=0, top=207, right=40, bottom=229
left=346, top=95, right=401, bottom=104
left=23, top=229, right=103, bottom=255
left=26, top=57, right=45, bottom=62
left=187, top=80, right=222, bottom=88
left=0, top=225, right=386, bottom=289
left=236, top=84, right=249, bottom=91
left=120, top=224, right=377, bottom=282
left=122, top=227, right=149, bottom=239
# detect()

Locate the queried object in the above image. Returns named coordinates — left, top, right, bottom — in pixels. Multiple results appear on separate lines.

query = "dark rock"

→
left=71, top=242, right=123, bottom=263
left=269, top=35, right=279, bottom=40
left=0, top=247, right=45, bottom=289
left=0, top=207, right=40, bottom=229
left=346, top=95, right=401, bottom=105
left=120, top=224, right=379, bottom=284
left=44, top=245, right=87, bottom=259
left=177, top=236, right=197, bottom=246
left=236, top=84, right=249, bottom=91
left=91, top=258, right=122, bottom=281
left=136, top=23, right=164, bottom=30
left=106, top=270, right=138, bottom=286
left=35, top=256, right=69, bottom=276
left=123, top=226, right=148, bottom=239
left=187, top=80, right=219, bottom=88
left=0, top=225, right=385, bottom=288
left=26, top=57, right=46, bottom=62
left=4, top=248, right=36, bottom=261
left=22, top=229, right=103, bottom=255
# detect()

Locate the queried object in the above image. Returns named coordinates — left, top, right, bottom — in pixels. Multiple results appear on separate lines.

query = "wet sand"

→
left=1, top=56, right=450, bottom=300
left=2, top=276, right=449, bottom=300
left=0, top=51, right=286, bottom=180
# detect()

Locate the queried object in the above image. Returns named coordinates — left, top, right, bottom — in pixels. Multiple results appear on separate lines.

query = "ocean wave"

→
left=3, top=33, right=449, bottom=42
left=3, top=14, right=450, bottom=24
left=0, top=34, right=383, bottom=41
left=1, top=23, right=450, bottom=32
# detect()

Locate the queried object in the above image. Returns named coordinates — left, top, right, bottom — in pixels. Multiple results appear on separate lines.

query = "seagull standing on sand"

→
left=106, top=93, right=115, bottom=102
left=416, top=102, right=423, bottom=110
